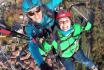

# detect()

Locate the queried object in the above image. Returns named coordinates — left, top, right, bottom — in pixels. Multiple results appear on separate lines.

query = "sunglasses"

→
left=27, top=6, right=41, bottom=16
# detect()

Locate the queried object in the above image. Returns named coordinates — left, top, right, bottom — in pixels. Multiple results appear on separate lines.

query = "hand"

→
left=39, top=38, right=44, bottom=43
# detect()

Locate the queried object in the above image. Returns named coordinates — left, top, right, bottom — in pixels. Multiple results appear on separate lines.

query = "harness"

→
left=52, top=26, right=81, bottom=57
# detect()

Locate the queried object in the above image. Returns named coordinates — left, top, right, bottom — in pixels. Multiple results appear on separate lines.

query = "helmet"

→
left=56, top=10, right=72, bottom=20
left=22, top=0, right=41, bottom=13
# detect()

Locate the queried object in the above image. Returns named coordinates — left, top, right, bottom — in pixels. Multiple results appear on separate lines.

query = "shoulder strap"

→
left=52, top=26, right=63, bottom=56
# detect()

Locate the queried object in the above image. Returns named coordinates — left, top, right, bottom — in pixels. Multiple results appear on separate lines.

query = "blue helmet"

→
left=22, top=0, right=41, bottom=13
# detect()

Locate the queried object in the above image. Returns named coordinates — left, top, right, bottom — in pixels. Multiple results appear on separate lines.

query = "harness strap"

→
left=52, top=26, right=81, bottom=56
left=0, top=29, right=11, bottom=35
left=52, top=26, right=63, bottom=56
left=61, top=37, right=79, bottom=53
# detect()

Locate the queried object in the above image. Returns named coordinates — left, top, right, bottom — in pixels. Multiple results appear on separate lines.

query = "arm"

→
left=25, top=24, right=33, bottom=40
left=83, top=21, right=92, bottom=31
left=73, top=21, right=92, bottom=36
left=73, top=23, right=83, bottom=36
left=39, top=39, right=56, bottom=56
left=46, top=0, right=62, bottom=11
left=42, top=41, right=52, bottom=52
left=25, top=23, right=44, bottom=66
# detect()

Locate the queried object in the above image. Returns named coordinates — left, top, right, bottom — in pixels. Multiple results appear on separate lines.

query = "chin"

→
left=33, top=19, right=42, bottom=23
left=63, top=28, right=69, bottom=32
left=36, top=20, right=41, bottom=23
left=63, top=29, right=68, bottom=32
left=36, top=18, right=42, bottom=23
left=64, top=30, right=68, bottom=32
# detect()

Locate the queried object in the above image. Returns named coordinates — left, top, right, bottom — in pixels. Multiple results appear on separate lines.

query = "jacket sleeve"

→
left=25, top=24, right=33, bottom=40
left=83, top=21, right=92, bottom=31
left=46, top=0, right=62, bottom=11
left=24, top=23, right=44, bottom=66
left=42, top=41, right=52, bottom=52
left=73, top=22, right=92, bottom=36
left=73, top=23, right=83, bottom=36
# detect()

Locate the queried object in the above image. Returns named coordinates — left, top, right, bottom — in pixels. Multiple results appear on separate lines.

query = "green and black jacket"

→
left=39, top=22, right=92, bottom=58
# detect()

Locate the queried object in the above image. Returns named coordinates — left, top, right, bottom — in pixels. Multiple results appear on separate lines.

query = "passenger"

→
left=43, top=10, right=98, bottom=70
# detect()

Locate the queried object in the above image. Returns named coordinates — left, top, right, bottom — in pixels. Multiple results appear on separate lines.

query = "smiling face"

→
left=27, top=6, right=42, bottom=23
left=58, top=17, right=71, bottom=31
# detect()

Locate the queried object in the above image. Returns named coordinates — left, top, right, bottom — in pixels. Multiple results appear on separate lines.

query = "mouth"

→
left=63, top=26, right=68, bottom=29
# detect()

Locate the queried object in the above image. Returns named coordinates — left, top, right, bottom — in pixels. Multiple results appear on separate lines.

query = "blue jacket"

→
left=25, top=0, right=62, bottom=39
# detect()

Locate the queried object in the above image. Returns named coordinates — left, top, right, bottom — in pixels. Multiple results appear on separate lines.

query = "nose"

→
left=34, top=13, right=39, bottom=18
left=63, top=21, right=66, bottom=25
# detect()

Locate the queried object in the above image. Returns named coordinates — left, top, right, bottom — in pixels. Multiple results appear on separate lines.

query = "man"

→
left=22, top=0, right=62, bottom=69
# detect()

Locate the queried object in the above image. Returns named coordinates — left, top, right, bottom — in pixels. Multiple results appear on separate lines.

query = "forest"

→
left=0, top=0, right=104, bottom=70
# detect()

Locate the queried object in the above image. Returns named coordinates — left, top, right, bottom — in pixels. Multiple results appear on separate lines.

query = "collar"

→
left=59, top=27, right=74, bottom=36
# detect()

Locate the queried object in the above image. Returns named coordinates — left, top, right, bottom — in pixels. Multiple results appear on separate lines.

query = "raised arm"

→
left=72, top=21, right=92, bottom=37
left=83, top=21, right=92, bottom=31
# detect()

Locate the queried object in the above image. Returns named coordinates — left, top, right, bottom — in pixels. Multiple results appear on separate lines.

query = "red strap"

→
left=32, top=38, right=36, bottom=43
left=0, top=29, right=11, bottom=35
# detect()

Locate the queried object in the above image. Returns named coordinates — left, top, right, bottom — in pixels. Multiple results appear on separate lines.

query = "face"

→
left=27, top=6, right=42, bottom=23
left=58, top=17, right=71, bottom=31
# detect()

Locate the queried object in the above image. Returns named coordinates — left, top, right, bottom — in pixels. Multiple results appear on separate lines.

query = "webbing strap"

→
left=52, top=26, right=63, bottom=56
left=0, top=29, right=11, bottom=35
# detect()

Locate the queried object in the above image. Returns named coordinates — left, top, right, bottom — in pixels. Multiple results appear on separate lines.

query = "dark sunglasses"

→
left=27, top=6, right=41, bottom=16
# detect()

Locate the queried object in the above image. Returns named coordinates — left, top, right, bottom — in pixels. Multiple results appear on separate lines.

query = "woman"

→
left=43, top=10, right=98, bottom=70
